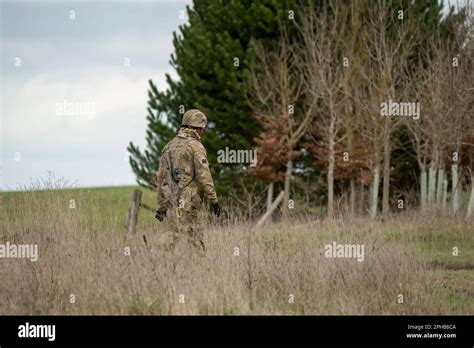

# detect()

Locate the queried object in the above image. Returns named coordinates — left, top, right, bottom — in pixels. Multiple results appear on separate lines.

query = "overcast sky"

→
left=0, top=0, right=192, bottom=191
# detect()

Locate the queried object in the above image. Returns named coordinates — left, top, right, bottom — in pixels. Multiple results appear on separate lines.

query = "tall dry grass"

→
left=0, top=188, right=471, bottom=315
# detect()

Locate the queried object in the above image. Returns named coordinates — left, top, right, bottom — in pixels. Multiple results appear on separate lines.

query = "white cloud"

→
left=5, top=66, right=169, bottom=132
left=2, top=65, right=176, bottom=189
left=2, top=32, right=176, bottom=72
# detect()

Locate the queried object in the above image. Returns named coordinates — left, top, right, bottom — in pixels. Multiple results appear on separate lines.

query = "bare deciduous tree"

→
left=299, top=0, right=351, bottom=217
left=246, top=29, right=314, bottom=218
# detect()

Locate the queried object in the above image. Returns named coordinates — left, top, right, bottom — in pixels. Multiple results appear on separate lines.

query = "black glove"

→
left=211, top=202, right=221, bottom=217
left=155, top=209, right=166, bottom=222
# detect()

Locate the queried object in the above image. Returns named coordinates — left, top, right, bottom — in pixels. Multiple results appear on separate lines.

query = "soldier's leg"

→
left=156, top=209, right=181, bottom=250
left=182, top=209, right=205, bottom=253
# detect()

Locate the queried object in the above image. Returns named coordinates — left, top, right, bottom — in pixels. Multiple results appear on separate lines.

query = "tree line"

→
left=128, top=0, right=473, bottom=219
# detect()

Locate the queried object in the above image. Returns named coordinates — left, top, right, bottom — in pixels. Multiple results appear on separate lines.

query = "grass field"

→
left=0, top=186, right=472, bottom=315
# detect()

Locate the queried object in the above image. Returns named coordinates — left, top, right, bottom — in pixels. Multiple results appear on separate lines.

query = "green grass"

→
left=383, top=216, right=473, bottom=313
left=384, top=219, right=474, bottom=267
left=429, top=270, right=474, bottom=313
left=1, top=185, right=157, bottom=230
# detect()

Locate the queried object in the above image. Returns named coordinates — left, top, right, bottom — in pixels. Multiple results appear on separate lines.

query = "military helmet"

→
left=181, top=109, right=207, bottom=128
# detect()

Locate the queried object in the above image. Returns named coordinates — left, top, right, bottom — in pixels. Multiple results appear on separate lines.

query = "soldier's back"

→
left=165, top=132, right=198, bottom=189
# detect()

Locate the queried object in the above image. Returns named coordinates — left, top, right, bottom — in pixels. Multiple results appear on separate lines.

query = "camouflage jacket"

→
left=156, top=127, right=218, bottom=211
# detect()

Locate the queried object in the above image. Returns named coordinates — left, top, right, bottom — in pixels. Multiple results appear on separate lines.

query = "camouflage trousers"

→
left=157, top=208, right=205, bottom=253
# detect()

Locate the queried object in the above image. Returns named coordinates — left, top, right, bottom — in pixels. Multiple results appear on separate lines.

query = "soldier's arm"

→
left=156, top=152, right=167, bottom=210
left=192, top=142, right=218, bottom=204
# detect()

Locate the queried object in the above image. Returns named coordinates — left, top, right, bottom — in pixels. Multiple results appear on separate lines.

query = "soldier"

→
left=155, top=109, right=221, bottom=252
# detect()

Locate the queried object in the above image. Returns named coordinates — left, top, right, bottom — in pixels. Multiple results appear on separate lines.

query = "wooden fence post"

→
left=126, top=189, right=142, bottom=235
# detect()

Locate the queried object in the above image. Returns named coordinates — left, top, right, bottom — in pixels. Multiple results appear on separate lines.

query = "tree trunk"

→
left=282, top=159, right=292, bottom=219
left=382, top=126, right=391, bottom=218
left=467, top=175, right=474, bottom=219
left=266, top=182, right=274, bottom=213
left=370, top=165, right=380, bottom=220
left=358, top=182, right=365, bottom=216
left=257, top=191, right=285, bottom=227
left=428, top=165, right=437, bottom=207
left=452, top=164, right=460, bottom=215
left=442, top=178, right=448, bottom=210
left=327, top=131, right=335, bottom=218
left=247, top=195, right=252, bottom=219
left=420, top=169, right=427, bottom=209
left=436, top=168, right=444, bottom=206
left=350, top=178, right=356, bottom=216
